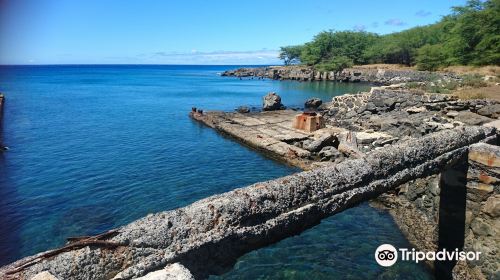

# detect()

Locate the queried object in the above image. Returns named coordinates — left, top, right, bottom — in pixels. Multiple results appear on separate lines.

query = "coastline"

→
left=189, top=72, right=500, bottom=279
left=1, top=66, right=499, bottom=279
left=221, top=65, right=462, bottom=85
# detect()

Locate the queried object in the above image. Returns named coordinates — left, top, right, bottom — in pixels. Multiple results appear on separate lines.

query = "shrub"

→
left=462, top=74, right=487, bottom=87
left=316, top=56, right=354, bottom=72
left=416, top=44, right=448, bottom=71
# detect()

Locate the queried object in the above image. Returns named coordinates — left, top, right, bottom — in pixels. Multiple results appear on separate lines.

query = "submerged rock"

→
left=262, top=92, right=285, bottom=111
left=235, top=106, right=250, bottom=113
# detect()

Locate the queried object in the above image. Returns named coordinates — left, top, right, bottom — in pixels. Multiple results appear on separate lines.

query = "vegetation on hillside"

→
left=279, top=0, right=500, bottom=71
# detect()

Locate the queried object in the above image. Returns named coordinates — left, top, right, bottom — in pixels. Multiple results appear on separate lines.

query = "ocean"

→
left=0, top=65, right=432, bottom=279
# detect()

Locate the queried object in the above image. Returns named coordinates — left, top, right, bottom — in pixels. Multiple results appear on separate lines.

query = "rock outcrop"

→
left=319, top=87, right=499, bottom=143
left=222, top=66, right=462, bottom=85
left=262, top=92, right=285, bottom=111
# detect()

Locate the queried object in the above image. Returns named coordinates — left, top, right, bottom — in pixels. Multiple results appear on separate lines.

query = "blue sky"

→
left=0, top=0, right=467, bottom=65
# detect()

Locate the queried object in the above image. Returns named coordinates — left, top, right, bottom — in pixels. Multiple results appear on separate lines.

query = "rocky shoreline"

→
left=221, top=65, right=462, bottom=85
left=1, top=70, right=498, bottom=279
left=190, top=80, right=500, bottom=279
left=1, top=125, right=497, bottom=280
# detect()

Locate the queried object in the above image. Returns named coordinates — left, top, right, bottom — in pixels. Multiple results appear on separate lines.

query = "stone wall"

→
left=460, top=143, right=499, bottom=279
left=321, top=87, right=499, bottom=141
left=376, top=142, right=500, bottom=279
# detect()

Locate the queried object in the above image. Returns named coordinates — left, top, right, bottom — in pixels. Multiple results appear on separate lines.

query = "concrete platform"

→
left=190, top=109, right=344, bottom=170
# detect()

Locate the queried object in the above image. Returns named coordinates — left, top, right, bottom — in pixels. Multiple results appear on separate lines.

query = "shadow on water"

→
left=436, top=153, right=468, bottom=279
left=0, top=98, right=23, bottom=265
left=0, top=155, right=23, bottom=265
left=52, top=205, right=116, bottom=241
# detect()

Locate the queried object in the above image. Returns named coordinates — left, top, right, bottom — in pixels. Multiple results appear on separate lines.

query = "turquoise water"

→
left=0, top=65, right=431, bottom=279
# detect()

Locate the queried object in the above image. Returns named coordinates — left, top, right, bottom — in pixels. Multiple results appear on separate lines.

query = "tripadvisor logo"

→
left=375, top=244, right=398, bottom=267
left=374, top=244, right=481, bottom=267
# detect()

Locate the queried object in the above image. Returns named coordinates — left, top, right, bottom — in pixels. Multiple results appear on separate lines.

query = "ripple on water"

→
left=0, top=66, right=431, bottom=279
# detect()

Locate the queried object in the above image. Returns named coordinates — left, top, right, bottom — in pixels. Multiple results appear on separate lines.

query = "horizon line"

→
left=0, top=63, right=283, bottom=67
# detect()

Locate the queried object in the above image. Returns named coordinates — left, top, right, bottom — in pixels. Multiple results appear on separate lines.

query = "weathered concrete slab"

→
left=1, top=126, right=494, bottom=280
left=191, top=110, right=321, bottom=169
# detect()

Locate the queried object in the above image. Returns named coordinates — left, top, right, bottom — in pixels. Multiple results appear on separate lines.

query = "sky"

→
left=0, top=0, right=468, bottom=65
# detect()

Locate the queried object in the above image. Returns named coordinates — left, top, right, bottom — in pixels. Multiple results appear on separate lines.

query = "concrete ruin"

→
left=2, top=84, right=500, bottom=279
left=292, top=112, right=325, bottom=133
left=0, top=126, right=498, bottom=279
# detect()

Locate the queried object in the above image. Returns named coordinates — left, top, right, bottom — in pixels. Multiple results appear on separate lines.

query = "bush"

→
left=462, top=74, right=487, bottom=87
left=405, top=82, right=422, bottom=88
left=280, top=0, right=500, bottom=69
left=316, top=56, right=354, bottom=72
left=416, top=44, right=448, bottom=71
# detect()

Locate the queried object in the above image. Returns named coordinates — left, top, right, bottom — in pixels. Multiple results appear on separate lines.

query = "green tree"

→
left=280, top=0, right=500, bottom=70
left=299, top=31, right=378, bottom=65
left=317, top=56, right=354, bottom=72
left=416, top=44, right=448, bottom=71
left=279, top=45, right=303, bottom=65
left=300, top=42, right=322, bottom=65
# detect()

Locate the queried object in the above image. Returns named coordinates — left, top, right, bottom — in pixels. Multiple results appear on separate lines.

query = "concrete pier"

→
left=0, top=126, right=496, bottom=280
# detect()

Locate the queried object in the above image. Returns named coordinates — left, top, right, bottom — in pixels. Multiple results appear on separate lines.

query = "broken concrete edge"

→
left=0, top=126, right=495, bottom=280
left=189, top=111, right=316, bottom=170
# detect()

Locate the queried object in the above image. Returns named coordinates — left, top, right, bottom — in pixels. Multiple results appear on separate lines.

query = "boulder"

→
left=235, top=106, right=250, bottom=113
left=477, top=104, right=500, bottom=118
left=470, top=218, right=493, bottom=236
left=455, top=111, right=493, bottom=126
left=31, top=271, right=59, bottom=280
left=262, top=92, right=285, bottom=111
left=483, top=195, right=500, bottom=218
left=446, top=111, right=459, bottom=118
left=303, top=134, right=335, bottom=152
left=134, top=263, right=195, bottom=280
left=305, top=98, right=323, bottom=109
left=483, top=119, right=500, bottom=130
left=356, top=131, right=393, bottom=145
left=337, top=131, right=363, bottom=158
left=318, top=146, right=342, bottom=161
left=405, top=106, right=427, bottom=114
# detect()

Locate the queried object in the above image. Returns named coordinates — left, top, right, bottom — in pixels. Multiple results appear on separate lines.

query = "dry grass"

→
left=353, top=64, right=500, bottom=76
left=442, top=65, right=500, bottom=77
left=453, top=85, right=500, bottom=101
left=352, top=64, right=414, bottom=70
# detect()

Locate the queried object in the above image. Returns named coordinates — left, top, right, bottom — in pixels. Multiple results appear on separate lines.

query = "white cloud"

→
left=148, top=49, right=281, bottom=65
left=384, top=18, right=407, bottom=26
left=353, top=24, right=366, bottom=31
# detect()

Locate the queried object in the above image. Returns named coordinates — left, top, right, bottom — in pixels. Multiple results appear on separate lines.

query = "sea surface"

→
left=0, top=65, right=432, bottom=279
